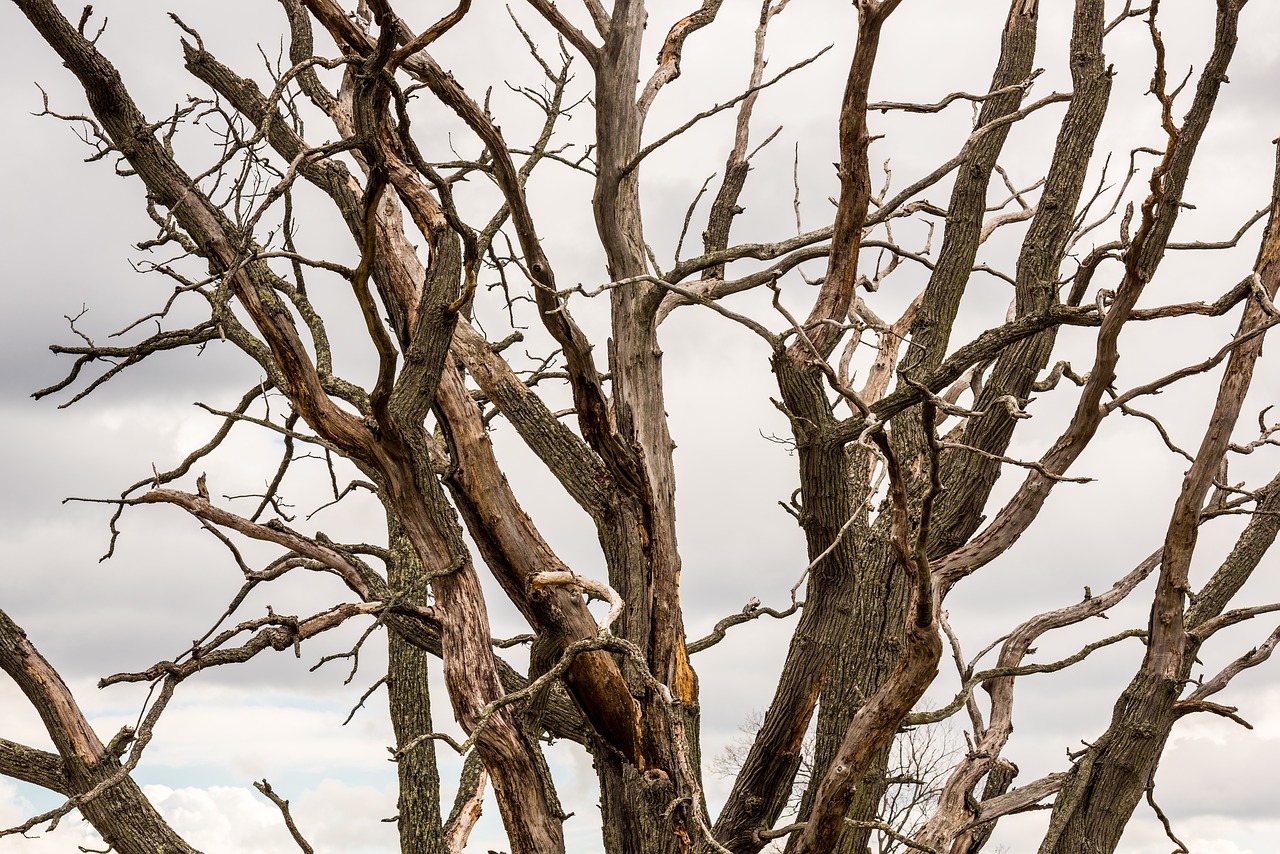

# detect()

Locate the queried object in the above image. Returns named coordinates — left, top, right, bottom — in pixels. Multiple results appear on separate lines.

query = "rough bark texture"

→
left=787, top=5, right=1041, bottom=852
left=1041, top=16, right=1268, bottom=844
left=387, top=524, right=449, bottom=854
left=0, top=609, right=200, bottom=853
left=582, top=0, right=714, bottom=849
left=914, top=3, right=1112, bottom=846
left=712, top=8, right=904, bottom=850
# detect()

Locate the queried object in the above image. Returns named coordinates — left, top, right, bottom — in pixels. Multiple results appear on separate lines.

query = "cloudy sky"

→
left=2, top=1, right=1280, bottom=852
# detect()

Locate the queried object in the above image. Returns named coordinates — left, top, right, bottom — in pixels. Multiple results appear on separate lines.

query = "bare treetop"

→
left=2, top=0, right=1279, bottom=852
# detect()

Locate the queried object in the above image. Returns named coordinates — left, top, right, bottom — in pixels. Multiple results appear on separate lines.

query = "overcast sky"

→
left=2, top=1, right=1280, bottom=852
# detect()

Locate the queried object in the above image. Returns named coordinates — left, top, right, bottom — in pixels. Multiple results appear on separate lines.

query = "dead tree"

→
left=3, top=0, right=1279, bottom=852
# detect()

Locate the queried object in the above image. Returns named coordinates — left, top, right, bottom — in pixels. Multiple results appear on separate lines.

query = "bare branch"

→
left=687, top=598, right=803, bottom=654
left=624, top=46, right=832, bottom=176
left=254, top=780, right=316, bottom=854
left=868, top=69, right=1044, bottom=114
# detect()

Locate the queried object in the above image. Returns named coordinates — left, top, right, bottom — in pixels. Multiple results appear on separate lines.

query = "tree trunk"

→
left=1038, top=674, right=1179, bottom=854
left=786, top=7, right=1041, bottom=852
left=1041, top=58, right=1272, bottom=846
left=585, top=2, right=707, bottom=849
left=387, top=524, right=449, bottom=854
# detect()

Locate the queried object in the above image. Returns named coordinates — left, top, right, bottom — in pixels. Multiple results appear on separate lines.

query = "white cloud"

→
left=1115, top=813, right=1280, bottom=854
left=144, top=781, right=400, bottom=854
left=101, top=688, right=398, bottom=780
left=0, top=778, right=402, bottom=853
left=987, top=808, right=1280, bottom=854
left=0, top=780, right=106, bottom=853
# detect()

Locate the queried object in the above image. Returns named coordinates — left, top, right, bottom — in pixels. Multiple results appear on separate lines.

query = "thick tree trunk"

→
left=785, top=537, right=901, bottom=854
left=782, top=7, right=1040, bottom=853
left=715, top=6, right=908, bottom=850
left=584, top=1, right=707, bottom=849
left=790, top=620, right=942, bottom=854
left=377, top=430, right=569, bottom=854
left=785, top=415, right=945, bottom=854
left=714, top=360, right=874, bottom=853
left=1038, top=675, right=1179, bottom=854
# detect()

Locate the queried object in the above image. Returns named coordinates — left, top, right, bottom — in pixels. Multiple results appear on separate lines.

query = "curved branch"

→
left=99, top=602, right=389, bottom=686
left=136, top=488, right=377, bottom=598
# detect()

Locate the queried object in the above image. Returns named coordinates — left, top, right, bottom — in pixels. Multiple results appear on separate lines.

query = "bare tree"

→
left=3, top=1, right=1280, bottom=853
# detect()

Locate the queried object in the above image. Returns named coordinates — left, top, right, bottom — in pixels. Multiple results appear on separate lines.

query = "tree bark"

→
left=914, top=3, right=1112, bottom=846
left=1041, top=11, right=1263, bottom=846
left=712, top=7, right=904, bottom=849
left=0, top=609, right=201, bottom=854
left=387, top=523, right=449, bottom=854
left=787, top=5, right=1040, bottom=852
